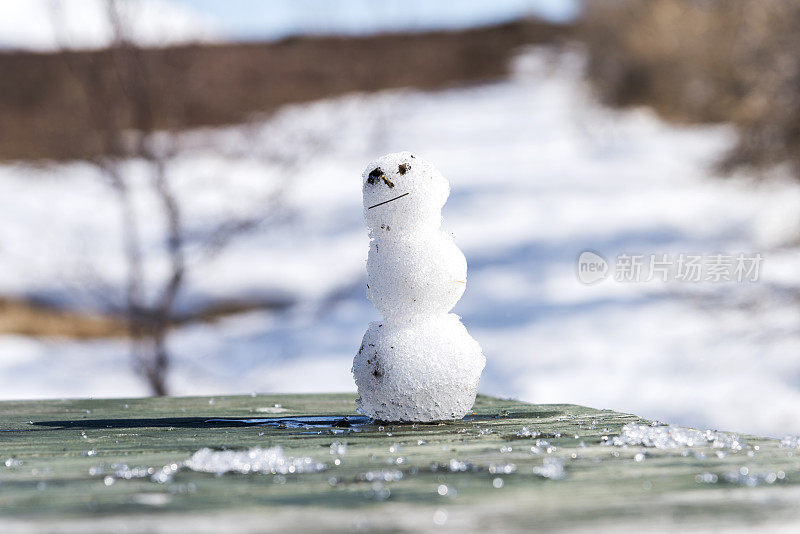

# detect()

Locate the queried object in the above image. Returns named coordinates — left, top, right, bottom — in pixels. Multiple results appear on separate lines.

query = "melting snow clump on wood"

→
left=780, top=435, right=800, bottom=449
left=608, top=423, right=747, bottom=450
left=532, top=457, right=566, bottom=480
left=353, top=152, right=485, bottom=422
left=90, top=448, right=326, bottom=485
left=185, top=447, right=326, bottom=475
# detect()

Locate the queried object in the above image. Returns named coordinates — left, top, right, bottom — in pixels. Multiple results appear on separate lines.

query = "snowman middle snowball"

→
left=352, top=152, right=485, bottom=422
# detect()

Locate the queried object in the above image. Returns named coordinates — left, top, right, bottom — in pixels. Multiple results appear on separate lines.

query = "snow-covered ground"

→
left=1, top=48, right=799, bottom=438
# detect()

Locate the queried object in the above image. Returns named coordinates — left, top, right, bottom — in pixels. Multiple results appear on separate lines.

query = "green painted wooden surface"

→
left=1, top=393, right=799, bottom=533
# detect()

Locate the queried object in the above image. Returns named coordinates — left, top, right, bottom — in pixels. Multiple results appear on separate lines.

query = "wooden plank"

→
left=0, top=393, right=798, bottom=532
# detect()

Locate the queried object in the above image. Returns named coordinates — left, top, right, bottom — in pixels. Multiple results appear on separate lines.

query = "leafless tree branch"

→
left=51, top=0, right=329, bottom=395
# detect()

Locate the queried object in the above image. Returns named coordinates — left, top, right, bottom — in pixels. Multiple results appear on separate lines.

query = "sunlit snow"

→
left=1, top=48, right=799, bottom=437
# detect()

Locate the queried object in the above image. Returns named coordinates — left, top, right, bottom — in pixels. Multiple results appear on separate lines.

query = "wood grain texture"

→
left=1, top=393, right=798, bottom=532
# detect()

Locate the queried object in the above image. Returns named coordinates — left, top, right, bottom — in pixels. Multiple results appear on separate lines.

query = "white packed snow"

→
left=366, top=230, right=467, bottom=319
left=353, top=153, right=485, bottom=421
left=354, top=314, right=484, bottom=421
left=362, top=152, right=450, bottom=235
left=0, top=48, right=799, bottom=437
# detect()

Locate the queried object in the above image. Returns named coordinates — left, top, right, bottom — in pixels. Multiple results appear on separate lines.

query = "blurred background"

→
left=1, top=0, right=799, bottom=437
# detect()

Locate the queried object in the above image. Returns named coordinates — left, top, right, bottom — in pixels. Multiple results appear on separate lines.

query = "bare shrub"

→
left=53, top=1, right=300, bottom=395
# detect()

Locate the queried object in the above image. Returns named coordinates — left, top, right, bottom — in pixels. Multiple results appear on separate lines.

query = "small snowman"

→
left=352, top=152, right=485, bottom=422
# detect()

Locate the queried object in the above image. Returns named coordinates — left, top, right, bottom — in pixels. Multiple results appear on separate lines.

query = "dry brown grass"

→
left=0, top=20, right=571, bottom=162
left=0, top=298, right=127, bottom=339
left=579, top=0, right=800, bottom=176
left=0, top=297, right=292, bottom=339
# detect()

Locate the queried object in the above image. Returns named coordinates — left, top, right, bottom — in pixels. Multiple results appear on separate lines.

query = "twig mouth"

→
left=367, top=192, right=409, bottom=210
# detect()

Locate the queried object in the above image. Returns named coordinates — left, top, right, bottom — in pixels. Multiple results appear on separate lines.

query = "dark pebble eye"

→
left=367, top=167, right=383, bottom=185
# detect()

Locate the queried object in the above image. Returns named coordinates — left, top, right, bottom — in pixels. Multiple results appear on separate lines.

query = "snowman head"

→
left=362, top=152, right=449, bottom=234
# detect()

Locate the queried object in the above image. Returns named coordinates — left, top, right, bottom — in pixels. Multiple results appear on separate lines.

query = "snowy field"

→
left=1, top=48, right=799, bottom=437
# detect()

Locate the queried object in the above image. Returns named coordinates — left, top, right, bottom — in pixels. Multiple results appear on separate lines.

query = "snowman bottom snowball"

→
left=353, top=314, right=485, bottom=422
